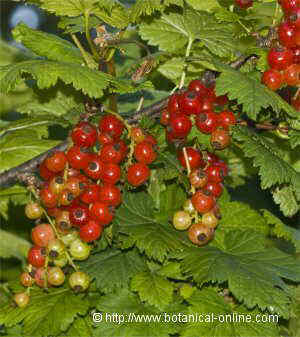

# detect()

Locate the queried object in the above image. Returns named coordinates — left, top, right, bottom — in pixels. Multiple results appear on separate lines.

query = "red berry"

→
left=211, top=129, right=231, bottom=150
left=235, top=0, right=253, bottom=9
left=65, top=176, right=87, bottom=197
left=198, top=98, right=215, bottom=114
left=144, top=134, right=157, bottom=146
left=45, top=151, right=67, bottom=173
left=40, top=187, right=57, bottom=208
left=167, top=93, right=181, bottom=115
left=292, top=97, right=300, bottom=111
left=31, top=224, right=55, bottom=247
left=90, top=202, right=114, bottom=225
left=261, top=69, right=283, bottom=91
left=215, top=95, right=229, bottom=106
left=280, top=0, right=300, bottom=13
left=161, top=109, right=170, bottom=126
left=28, top=246, right=46, bottom=268
left=178, top=147, right=205, bottom=169
left=79, top=220, right=103, bottom=242
left=39, top=160, right=56, bottom=181
left=287, top=8, right=300, bottom=28
left=284, top=63, right=300, bottom=85
left=191, top=190, right=216, bottom=214
left=188, top=80, right=215, bottom=101
left=49, top=176, right=65, bottom=195
left=189, top=169, right=208, bottom=188
left=215, top=160, right=229, bottom=177
left=205, top=152, right=220, bottom=165
left=100, top=163, right=121, bottom=185
left=71, top=121, right=97, bottom=148
left=69, top=204, right=89, bottom=227
left=34, top=267, right=49, bottom=288
left=80, top=184, right=101, bottom=204
left=84, top=154, right=104, bottom=180
left=131, top=127, right=145, bottom=143
left=178, top=90, right=202, bottom=115
left=204, top=182, right=223, bottom=198
left=278, top=21, right=296, bottom=48
left=98, top=114, right=124, bottom=139
left=127, top=163, right=150, bottom=186
left=195, top=112, right=218, bottom=134
left=66, top=146, right=90, bottom=170
left=134, top=141, right=157, bottom=164
left=291, top=46, right=300, bottom=63
left=169, top=114, right=192, bottom=138
left=98, top=132, right=114, bottom=146
left=205, top=165, right=225, bottom=183
left=99, top=140, right=127, bottom=164
left=267, top=47, right=294, bottom=70
left=20, top=272, right=35, bottom=287
left=218, top=110, right=236, bottom=129
left=99, top=184, right=122, bottom=206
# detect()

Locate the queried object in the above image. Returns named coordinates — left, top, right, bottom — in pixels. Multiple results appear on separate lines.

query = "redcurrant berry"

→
left=99, top=140, right=127, bottom=164
left=27, top=246, right=46, bottom=268
left=189, top=169, right=208, bottom=188
left=188, top=222, right=214, bottom=246
left=80, top=184, right=101, bottom=204
left=69, top=204, right=89, bottom=227
left=90, top=201, right=114, bottom=225
left=195, top=112, right=218, bottom=134
left=66, top=146, right=90, bottom=170
left=211, top=129, right=231, bottom=150
left=100, top=163, right=121, bottom=185
left=205, top=164, right=225, bottom=183
left=261, top=69, right=283, bottom=91
left=134, top=140, right=157, bottom=164
left=178, top=90, right=202, bottom=115
left=173, top=211, right=192, bottom=230
left=167, top=93, right=181, bottom=115
left=48, top=267, right=65, bottom=286
left=25, top=202, right=43, bottom=219
left=14, top=292, right=30, bottom=308
left=31, top=224, right=55, bottom=247
left=267, top=47, right=294, bottom=71
left=79, top=220, right=103, bottom=242
left=69, top=239, right=91, bottom=260
left=40, top=187, right=57, bottom=208
left=169, top=114, right=192, bottom=138
left=126, top=163, right=150, bottom=186
left=83, top=154, right=104, bottom=180
left=191, top=190, right=216, bottom=214
left=218, top=110, right=236, bottom=130
left=99, top=184, right=122, bottom=206
left=71, top=121, right=97, bottom=148
left=20, top=272, right=35, bottom=287
left=204, top=181, right=223, bottom=198
left=284, top=63, right=300, bottom=85
left=69, top=271, right=90, bottom=292
left=45, top=151, right=67, bottom=173
left=177, top=147, right=205, bottom=169
left=98, top=114, right=124, bottom=139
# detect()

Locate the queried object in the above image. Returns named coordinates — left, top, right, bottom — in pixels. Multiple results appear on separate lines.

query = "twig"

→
left=0, top=54, right=258, bottom=188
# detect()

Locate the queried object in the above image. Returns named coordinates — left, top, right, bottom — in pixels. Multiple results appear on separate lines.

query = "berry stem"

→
left=179, top=37, right=193, bottom=89
left=183, top=147, right=196, bottom=195
left=84, top=10, right=99, bottom=61
left=71, top=34, right=97, bottom=69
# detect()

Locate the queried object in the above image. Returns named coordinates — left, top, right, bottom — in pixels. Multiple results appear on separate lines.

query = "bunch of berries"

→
left=14, top=113, right=158, bottom=308
left=160, top=79, right=233, bottom=247
left=173, top=149, right=227, bottom=246
left=161, top=79, right=236, bottom=150
left=261, top=0, right=300, bottom=111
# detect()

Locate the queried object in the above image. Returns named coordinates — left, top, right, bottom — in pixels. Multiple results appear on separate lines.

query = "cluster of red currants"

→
left=160, top=79, right=233, bottom=246
left=262, top=0, right=300, bottom=111
left=14, top=113, right=158, bottom=308
left=161, top=79, right=236, bottom=150
left=173, top=149, right=227, bottom=246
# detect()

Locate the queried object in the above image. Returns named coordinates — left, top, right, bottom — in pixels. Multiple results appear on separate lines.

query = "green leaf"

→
left=60, top=317, right=93, bottom=337
left=0, top=116, right=61, bottom=138
left=186, top=0, right=221, bottom=11
left=215, top=63, right=298, bottom=119
left=16, top=84, right=84, bottom=118
left=12, top=23, right=83, bottom=65
left=158, top=58, right=184, bottom=82
left=0, top=287, right=90, bottom=337
left=0, top=130, right=60, bottom=172
left=176, top=230, right=300, bottom=318
left=0, top=229, right=31, bottom=260
left=93, top=2, right=130, bottom=29
left=0, top=60, right=116, bottom=98
left=130, top=0, right=183, bottom=22
left=114, top=191, right=190, bottom=261
left=289, top=130, right=300, bottom=149
left=0, top=185, right=29, bottom=220
left=139, top=11, right=196, bottom=53
left=182, top=288, right=280, bottom=337
left=37, top=0, right=100, bottom=17
left=58, top=15, right=103, bottom=34
left=155, top=183, right=186, bottom=224
left=263, top=209, right=300, bottom=253
left=131, top=270, right=174, bottom=310
left=94, top=288, right=180, bottom=337
left=233, top=126, right=300, bottom=216
left=79, top=248, right=147, bottom=292
left=272, top=186, right=299, bottom=218
left=214, top=201, right=269, bottom=247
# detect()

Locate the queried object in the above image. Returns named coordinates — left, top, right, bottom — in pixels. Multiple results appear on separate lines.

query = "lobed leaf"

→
left=176, top=230, right=300, bottom=318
